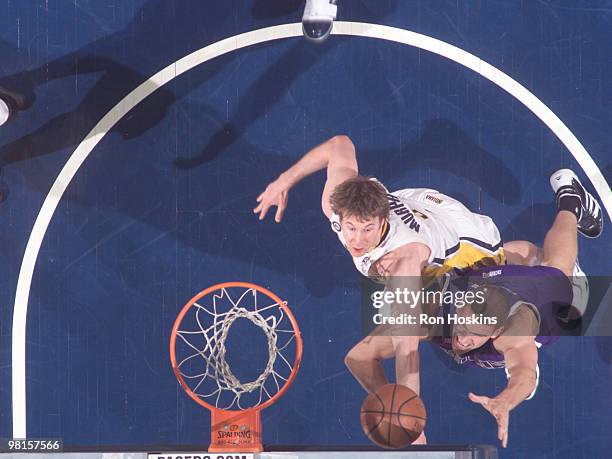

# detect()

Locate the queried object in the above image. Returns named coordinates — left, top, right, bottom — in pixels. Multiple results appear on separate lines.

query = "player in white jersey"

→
left=254, top=135, right=505, bottom=444
left=330, top=185, right=504, bottom=280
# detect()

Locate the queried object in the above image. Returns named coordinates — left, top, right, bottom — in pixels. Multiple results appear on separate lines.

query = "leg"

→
left=550, top=169, right=603, bottom=238
left=503, top=240, right=542, bottom=266
left=344, top=334, right=395, bottom=394
left=541, top=211, right=578, bottom=277
left=543, top=169, right=604, bottom=275
left=542, top=169, right=605, bottom=320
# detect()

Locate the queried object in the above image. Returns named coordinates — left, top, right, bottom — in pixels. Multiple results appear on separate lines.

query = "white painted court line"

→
left=12, top=21, right=611, bottom=438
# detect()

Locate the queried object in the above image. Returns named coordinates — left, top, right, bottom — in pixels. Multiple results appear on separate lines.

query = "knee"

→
left=503, top=241, right=541, bottom=266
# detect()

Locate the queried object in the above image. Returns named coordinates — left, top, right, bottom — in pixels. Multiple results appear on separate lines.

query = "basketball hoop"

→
left=170, top=282, right=303, bottom=452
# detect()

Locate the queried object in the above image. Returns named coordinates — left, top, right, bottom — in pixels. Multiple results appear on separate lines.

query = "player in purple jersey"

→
left=430, top=168, right=603, bottom=448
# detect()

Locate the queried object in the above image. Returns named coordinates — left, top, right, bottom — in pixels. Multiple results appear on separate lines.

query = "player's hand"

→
left=254, top=179, right=289, bottom=223
left=413, top=431, right=427, bottom=445
left=469, top=392, right=511, bottom=448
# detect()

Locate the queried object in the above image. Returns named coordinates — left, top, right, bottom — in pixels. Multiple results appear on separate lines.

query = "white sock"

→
left=0, top=98, right=9, bottom=126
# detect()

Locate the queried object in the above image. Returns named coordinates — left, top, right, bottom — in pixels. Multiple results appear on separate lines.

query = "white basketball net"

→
left=174, top=286, right=299, bottom=410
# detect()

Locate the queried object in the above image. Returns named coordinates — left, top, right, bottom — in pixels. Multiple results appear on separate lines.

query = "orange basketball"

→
left=360, top=384, right=426, bottom=449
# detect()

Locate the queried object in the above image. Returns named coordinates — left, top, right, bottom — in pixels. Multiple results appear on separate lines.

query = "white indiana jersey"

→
left=329, top=185, right=503, bottom=279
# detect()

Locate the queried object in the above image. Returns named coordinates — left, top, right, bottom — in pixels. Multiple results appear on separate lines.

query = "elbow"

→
left=344, top=342, right=381, bottom=370
left=324, top=135, right=358, bottom=172
left=521, top=374, right=539, bottom=401
left=328, top=135, right=355, bottom=156
left=329, top=134, right=353, bottom=147
left=344, top=353, right=356, bottom=372
left=507, top=366, right=539, bottom=400
left=525, top=371, right=538, bottom=395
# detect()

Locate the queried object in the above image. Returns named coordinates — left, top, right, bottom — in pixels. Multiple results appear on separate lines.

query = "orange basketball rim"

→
left=170, top=281, right=303, bottom=452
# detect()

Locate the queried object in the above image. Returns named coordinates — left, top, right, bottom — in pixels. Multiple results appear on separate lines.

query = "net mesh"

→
left=174, top=286, right=299, bottom=410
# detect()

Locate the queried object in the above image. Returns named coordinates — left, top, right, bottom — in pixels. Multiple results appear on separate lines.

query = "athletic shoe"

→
left=550, top=169, right=603, bottom=238
left=0, top=85, right=28, bottom=125
left=0, top=97, right=10, bottom=126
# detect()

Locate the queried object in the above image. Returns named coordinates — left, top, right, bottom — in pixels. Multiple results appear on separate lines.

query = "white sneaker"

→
left=550, top=169, right=603, bottom=238
left=0, top=97, right=9, bottom=126
left=302, top=0, right=338, bottom=42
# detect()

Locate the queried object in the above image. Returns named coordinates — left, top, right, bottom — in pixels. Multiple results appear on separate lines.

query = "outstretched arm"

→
left=469, top=335, right=538, bottom=448
left=377, top=243, right=431, bottom=394
left=254, top=135, right=358, bottom=222
left=380, top=243, right=431, bottom=445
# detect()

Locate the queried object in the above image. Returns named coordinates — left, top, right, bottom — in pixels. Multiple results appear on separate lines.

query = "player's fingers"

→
left=497, top=412, right=509, bottom=447
left=259, top=204, right=270, bottom=220
left=500, top=412, right=509, bottom=434
left=275, top=204, right=285, bottom=223
left=468, top=392, right=488, bottom=406
left=275, top=194, right=289, bottom=222
left=253, top=202, right=262, bottom=213
left=498, top=423, right=508, bottom=448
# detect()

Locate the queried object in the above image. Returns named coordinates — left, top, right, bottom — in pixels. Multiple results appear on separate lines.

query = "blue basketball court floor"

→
left=0, top=2, right=611, bottom=458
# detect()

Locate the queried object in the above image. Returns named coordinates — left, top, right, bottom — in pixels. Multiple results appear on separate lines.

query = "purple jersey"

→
left=431, top=265, right=573, bottom=369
